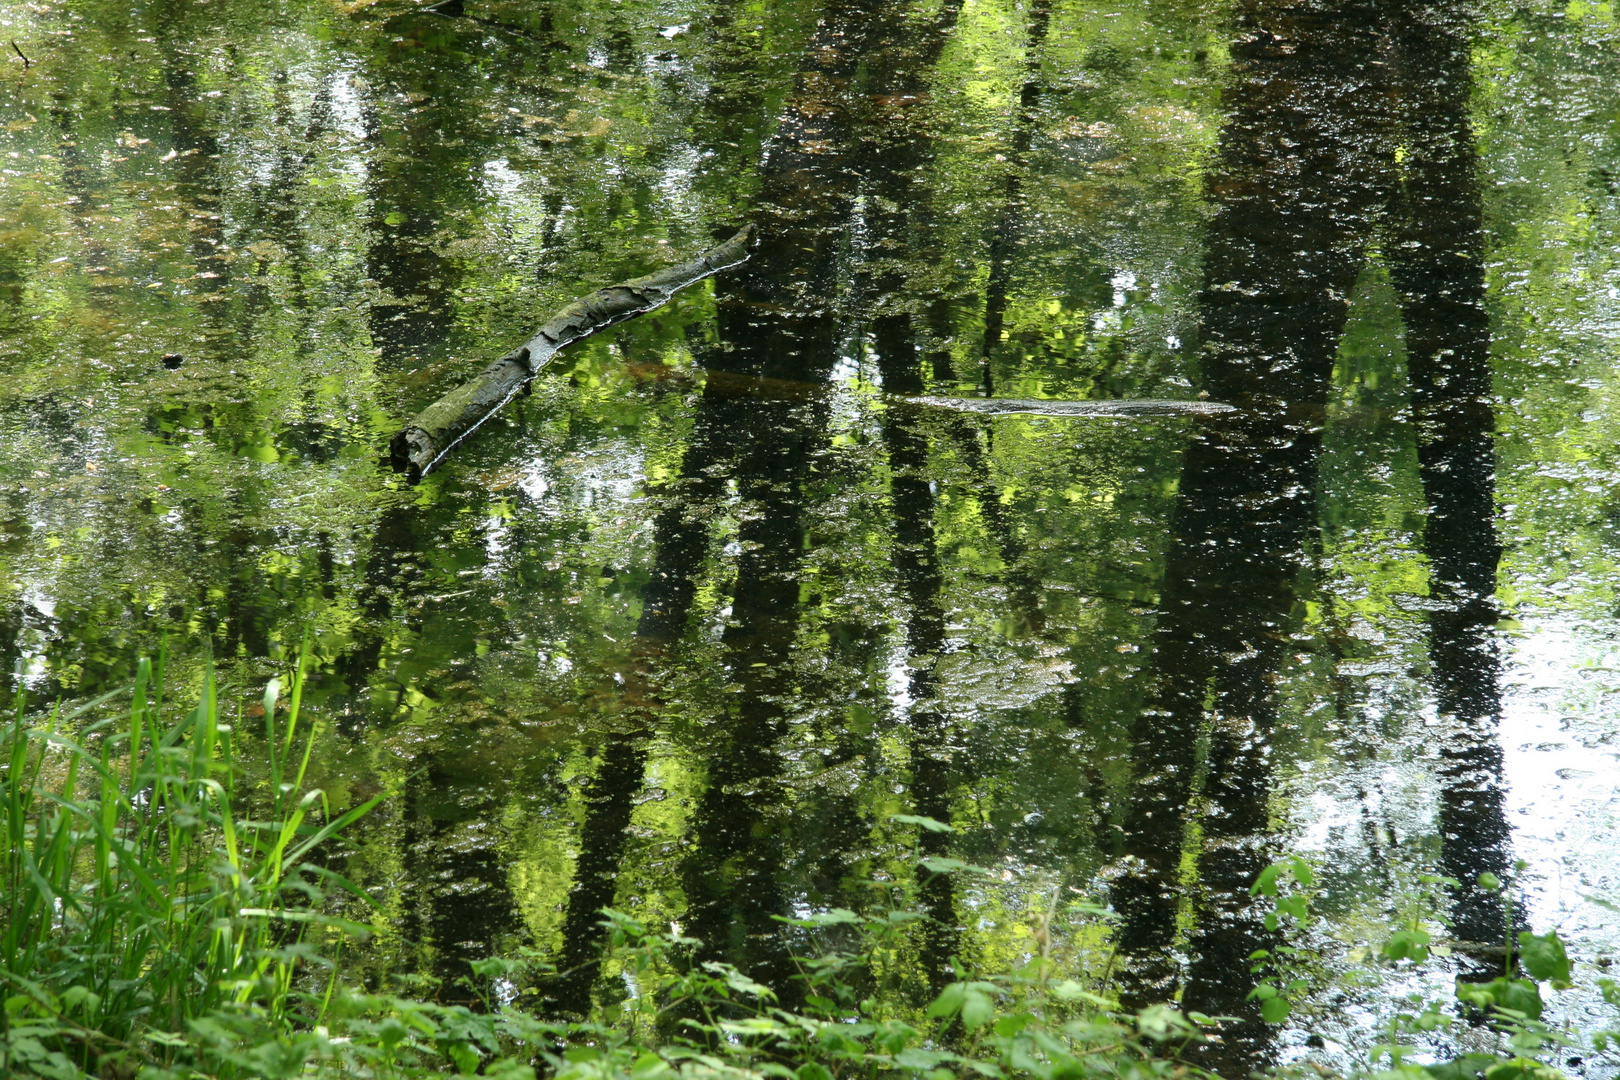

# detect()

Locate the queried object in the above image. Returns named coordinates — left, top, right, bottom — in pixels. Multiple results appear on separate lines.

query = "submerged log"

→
left=609, top=366, right=1239, bottom=418
left=389, top=225, right=757, bottom=483
left=902, top=395, right=1236, bottom=417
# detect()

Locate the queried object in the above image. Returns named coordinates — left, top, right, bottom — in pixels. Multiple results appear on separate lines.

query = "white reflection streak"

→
left=483, top=157, right=523, bottom=201
left=1111, top=270, right=1136, bottom=307
left=886, top=646, right=913, bottom=712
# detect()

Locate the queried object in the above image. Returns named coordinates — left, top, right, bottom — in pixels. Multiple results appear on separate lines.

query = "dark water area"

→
left=4, top=0, right=1620, bottom=1072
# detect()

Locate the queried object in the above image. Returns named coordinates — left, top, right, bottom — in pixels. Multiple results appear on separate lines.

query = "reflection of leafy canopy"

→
left=2, top=0, right=1618, bottom=1069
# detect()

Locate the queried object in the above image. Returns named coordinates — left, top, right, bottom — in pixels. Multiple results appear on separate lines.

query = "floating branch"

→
left=901, top=395, right=1236, bottom=417
left=10, top=40, right=30, bottom=68
left=665, top=371, right=1236, bottom=418
left=639, top=369, right=1238, bottom=418
left=389, top=225, right=756, bottom=483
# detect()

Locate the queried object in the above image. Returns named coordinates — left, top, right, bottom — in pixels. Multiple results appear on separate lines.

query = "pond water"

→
left=4, top=0, right=1620, bottom=1072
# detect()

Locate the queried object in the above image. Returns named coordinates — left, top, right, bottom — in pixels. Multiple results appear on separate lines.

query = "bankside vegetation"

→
left=2, top=662, right=1616, bottom=1080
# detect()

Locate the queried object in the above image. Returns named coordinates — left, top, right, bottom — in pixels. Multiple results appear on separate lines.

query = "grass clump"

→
left=0, top=652, right=387, bottom=1078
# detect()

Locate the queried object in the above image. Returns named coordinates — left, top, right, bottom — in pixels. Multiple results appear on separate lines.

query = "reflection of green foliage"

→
left=2, top=0, right=1620, bottom=1068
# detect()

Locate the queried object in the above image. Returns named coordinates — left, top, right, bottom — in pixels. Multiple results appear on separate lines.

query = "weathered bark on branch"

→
left=389, top=225, right=757, bottom=482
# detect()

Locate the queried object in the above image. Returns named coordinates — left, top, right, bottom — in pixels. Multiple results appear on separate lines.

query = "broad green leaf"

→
left=929, top=983, right=966, bottom=1019
left=1482, top=1062, right=1540, bottom=1080
left=1048, top=980, right=1111, bottom=1007
left=1252, top=863, right=1283, bottom=898
left=1135, top=1005, right=1192, bottom=1041
left=1517, top=931, right=1570, bottom=984
left=891, top=814, right=955, bottom=832
left=1384, top=929, right=1432, bottom=963
left=1459, top=978, right=1543, bottom=1020
left=1495, top=979, right=1544, bottom=1020
left=960, top=989, right=994, bottom=1031
left=894, top=1050, right=948, bottom=1070
left=447, top=1041, right=481, bottom=1076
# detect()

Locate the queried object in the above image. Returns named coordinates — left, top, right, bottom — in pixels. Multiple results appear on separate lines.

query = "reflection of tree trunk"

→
left=335, top=27, right=516, bottom=998
left=545, top=476, right=724, bottom=1013
left=401, top=764, right=524, bottom=1006
left=978, top=0, right=1052, bottom=398
left=861, top=0, right=1046, bottom=631
left=330, top=501, right=421, bottom=733
left=361, top=26, right=480, bottom=368
left=676, top=2, right=887, bottom=1005
left=940, top=418, right=1046, bottom=631
left=1112, top=1, right=1393, bottom=1073
left=0, top=601, right=23, bottom=700
left=336, top=33, right=493, bottom=693
left=678, top=453, right=818, bottom=1003
left=545, top=727, right=650, bottom=1016
left=257, top=72, right=345, bottom=464
left=1114, top=0, right=1504, bottom=1065
left=874, top=351, right=960, bottom=996
left=549, top=0, right=894, bottom=1014
left=153, top=2, right=278, bottom=660
left=1386, top=0, right=1512, bottom=965
left=860, top=0, right=965, bottom=995
left=872, top=262, right=961, bottom=1001
left=342, top=497, right=522, bottom=1001
left=157, top=24, right=229, bottom=315
left=49, top=97, right=112, bottom=294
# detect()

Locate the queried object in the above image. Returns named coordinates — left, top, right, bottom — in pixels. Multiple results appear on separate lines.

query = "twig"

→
left=10, top=40, right=30, bottom=69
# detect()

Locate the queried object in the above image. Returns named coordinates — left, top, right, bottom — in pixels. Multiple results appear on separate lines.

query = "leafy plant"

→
left=0, top=650, right=384, bottom=1078
left=1249, top=859, right=1620, bottom=1080
left=1246, top=856, right=1318, bottom=1025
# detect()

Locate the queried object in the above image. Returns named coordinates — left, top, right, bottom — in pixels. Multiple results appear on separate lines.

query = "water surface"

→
left=4, top=0, right=1620, bottom=1072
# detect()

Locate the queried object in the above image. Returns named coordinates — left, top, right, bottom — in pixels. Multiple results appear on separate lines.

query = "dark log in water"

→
left=389, top=225, right=756, bottom=482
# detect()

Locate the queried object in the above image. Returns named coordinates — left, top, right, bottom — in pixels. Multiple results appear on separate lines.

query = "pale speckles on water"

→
left=3, top=0, right=1620, bottom=1073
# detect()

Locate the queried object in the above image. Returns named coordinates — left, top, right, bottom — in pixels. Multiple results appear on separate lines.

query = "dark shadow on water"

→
left=858, top=0, right=966, bottom=998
